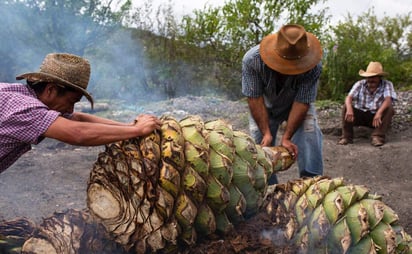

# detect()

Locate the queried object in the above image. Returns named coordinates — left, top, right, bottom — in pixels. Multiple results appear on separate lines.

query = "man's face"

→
left=43, top=84, right=83, bottom=114
left=366, top=76, right=381, bottom=88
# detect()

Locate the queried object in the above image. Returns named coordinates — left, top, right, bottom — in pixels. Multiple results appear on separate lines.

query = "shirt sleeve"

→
left=242, top=46, right=263, bottom=98
left=294, top=63, right=322, bottom=103
left=383, top=80, right=397, bottom=101
left=0, top=94, right=60, bottom=144
left=348, top=80, right=362, bottom=98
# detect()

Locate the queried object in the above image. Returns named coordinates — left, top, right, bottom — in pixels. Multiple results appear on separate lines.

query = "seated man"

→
left=338, top=62, right=397, bottom=146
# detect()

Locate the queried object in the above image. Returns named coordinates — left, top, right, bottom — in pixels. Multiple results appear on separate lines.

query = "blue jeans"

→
left=249, top=104, right=324, bottom=184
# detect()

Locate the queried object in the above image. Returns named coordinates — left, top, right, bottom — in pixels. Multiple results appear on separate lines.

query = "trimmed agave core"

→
left=86, top=115, right=294, bottom=252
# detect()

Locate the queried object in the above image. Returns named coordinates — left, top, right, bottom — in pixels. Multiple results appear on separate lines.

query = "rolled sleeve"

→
left=242, top=45, right=264, bottom=98
left=2, top=103, right=60, bottom=144
left=295, top=63, right=322, bottom=103
left=383, top=80, right=397, bottom=101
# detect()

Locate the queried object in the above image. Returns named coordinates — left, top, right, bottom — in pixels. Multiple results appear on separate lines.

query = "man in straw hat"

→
left=242, top=24, right=323, bottom=184
left=0, top=53, right=162, bottom=172
left=337, top=61, right=397, bottom=147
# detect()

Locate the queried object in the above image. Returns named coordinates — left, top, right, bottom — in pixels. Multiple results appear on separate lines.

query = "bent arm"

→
left=247, top=96, right=272, bottom=146
left=376, top=96, right=392, bottom=116
left=282, top=101, right=309, bottom=142
left=44, top=115, right=161, bottom=146
left=70, top=112, right=132, bottom=125
left=373, top=96, right=393, bottom=127
left=344, top=95, right=355, bottom=122
left=281, top=101, right=309, bottom=157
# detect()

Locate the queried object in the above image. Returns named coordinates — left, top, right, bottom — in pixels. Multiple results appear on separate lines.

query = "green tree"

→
left=0, top=0, right=161, bottom=104
left=322, top=10, right=412, bottom=100
left=179, top=0, right=329, bottom=99
left=0, top=0, right=129, bottom=83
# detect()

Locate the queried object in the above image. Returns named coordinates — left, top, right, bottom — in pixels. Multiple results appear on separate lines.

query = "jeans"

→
left=249, top=104, right=324, bottom=184
left=341, top=105, right=394, bottom=142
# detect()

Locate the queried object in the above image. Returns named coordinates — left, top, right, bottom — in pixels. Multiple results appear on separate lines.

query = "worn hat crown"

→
left=359, top=61, right=388, bottom=77
left=275, top=25, right=309, bottom=60
left=16, top=53, right=94, bottom=107
left=260, top=24, right=322, bottom=75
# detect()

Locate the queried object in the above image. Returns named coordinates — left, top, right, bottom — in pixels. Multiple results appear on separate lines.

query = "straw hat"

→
left=359, top=62, right=388, bottom=77
left=260, top=24, right=322, bottom=75
left=16, top=53, right=94, bottom=107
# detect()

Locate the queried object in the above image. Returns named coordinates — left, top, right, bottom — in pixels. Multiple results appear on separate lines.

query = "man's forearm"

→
left=247, top=97, right=270, bottom=135
left=345, top=96, right=353, bottom=110
left=376, top=97, right=392, bottom=116
left=45, top=118, right=142, bottom=146
left=71, top=112, right=130, bottom=126
left=282, top=102, right=309, bottom=141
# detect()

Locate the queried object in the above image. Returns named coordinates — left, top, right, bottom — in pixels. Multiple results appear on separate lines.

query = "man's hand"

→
left=373, top=96, right=392, bottom=128
left=133, top=114, right=162, bottom=136
left=373, top=113, right=383, bottom=127
left=345, top=108, right=354, bottom=122
left=260, top=133, right=273, bottom=147
left=344, top=96, right=355, bottom=123
left=281, top=138, right=298, bottom=160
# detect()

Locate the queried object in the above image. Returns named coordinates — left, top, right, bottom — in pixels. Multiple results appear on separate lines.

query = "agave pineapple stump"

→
left=7, top=114, right=411, bottom=253
left=85, top=115, right=412, bottom=253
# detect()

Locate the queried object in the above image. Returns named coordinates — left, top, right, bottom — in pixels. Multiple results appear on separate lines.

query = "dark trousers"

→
left=341, top=105, right=394, bottom=141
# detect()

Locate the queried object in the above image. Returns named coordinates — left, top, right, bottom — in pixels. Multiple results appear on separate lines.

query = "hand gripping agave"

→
left=83, top=115, right=412, bottom=253
left=85, top=115, right=294, bottom=252
left=15, top=115, right=411, bottom=254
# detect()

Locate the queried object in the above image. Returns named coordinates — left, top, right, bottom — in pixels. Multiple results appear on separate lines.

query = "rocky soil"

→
left=0, top=91, right=411, bottom=253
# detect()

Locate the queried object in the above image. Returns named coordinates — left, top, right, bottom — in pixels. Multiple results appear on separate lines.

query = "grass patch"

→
left=315, top=100, right=342, bottom=110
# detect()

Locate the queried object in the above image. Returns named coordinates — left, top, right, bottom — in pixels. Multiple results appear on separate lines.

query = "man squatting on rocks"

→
left=0, top=53, right=162, bottom=172
left=242, top=24, right=324, bottom=184
left=337, top=61, right=397, bottom=147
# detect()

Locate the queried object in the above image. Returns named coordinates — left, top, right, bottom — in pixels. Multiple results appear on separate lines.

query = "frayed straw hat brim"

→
left=17, top=72, right=94, bottom=107
left=16, top=53, right=94, bottom=108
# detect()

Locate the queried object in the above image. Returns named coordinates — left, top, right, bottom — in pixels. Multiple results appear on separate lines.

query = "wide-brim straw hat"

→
left=359, top=61, right=388, bottom=77
left=16, top=53, right=94, bottom=108
left=260, top=24, right=322, bottom=75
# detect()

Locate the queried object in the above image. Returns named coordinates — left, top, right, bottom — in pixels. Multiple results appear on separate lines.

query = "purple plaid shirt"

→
left=349, top=79, right=397, bottom=114
left=0, top=83, right=60, bottom=172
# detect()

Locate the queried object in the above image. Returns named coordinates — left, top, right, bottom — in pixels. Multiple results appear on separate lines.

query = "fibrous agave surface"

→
left=266, top=176, right=412, bottom=254
left=3, top=115, right=410, bottom=254
left=86, top=115, right=294, bottom=253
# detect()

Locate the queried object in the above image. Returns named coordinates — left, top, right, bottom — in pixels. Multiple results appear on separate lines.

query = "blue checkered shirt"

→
left=242, top=45, right=322, bottom=121
left=349, top=79, right=397, bottom=113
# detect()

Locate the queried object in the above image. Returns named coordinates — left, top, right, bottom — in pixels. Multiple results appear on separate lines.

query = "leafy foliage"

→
left=0, top=0, right=127, bottom=82
left=176, top=0, right=328, bottom=99
left=0, top=0, right=411, bottom=104
left=322, top=10, right=412, bottom=100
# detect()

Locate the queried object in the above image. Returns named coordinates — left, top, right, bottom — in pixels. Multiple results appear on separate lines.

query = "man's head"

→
left=359, top=61, right=387, bottom=88
left=259, top=24, right=322, bottom=75
left=27, top=80, right=84, bottom=114
left=359, top=61, right=387, bottom=78
left=16, top=53, right=94, bottom=110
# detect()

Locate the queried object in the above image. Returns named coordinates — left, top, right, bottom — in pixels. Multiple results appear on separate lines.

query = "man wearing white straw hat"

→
left=337, top=61, right=397, bottom=147
left=242, top=24, right=324, bottom=184
left=0, top=53, right=162, bottom=172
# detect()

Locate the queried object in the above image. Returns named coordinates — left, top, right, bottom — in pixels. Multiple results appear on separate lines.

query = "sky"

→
left=151, top=0, right=411, bottom=25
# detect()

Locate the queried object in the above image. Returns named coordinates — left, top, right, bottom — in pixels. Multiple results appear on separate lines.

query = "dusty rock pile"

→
left=137, top=90, right=412, bottom=134
left=75, top=90, right=411, bottom=139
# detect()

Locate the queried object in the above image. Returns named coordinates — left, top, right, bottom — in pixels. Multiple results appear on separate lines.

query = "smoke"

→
left=0, top=0, right=233, bottom=109
left=0, top=1, right=152, bottom=104
left=260, top=228, right=289, bottom=246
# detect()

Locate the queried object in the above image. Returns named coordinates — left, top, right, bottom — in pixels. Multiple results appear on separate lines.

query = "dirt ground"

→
left=0, top=96, right=411, bottom=252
